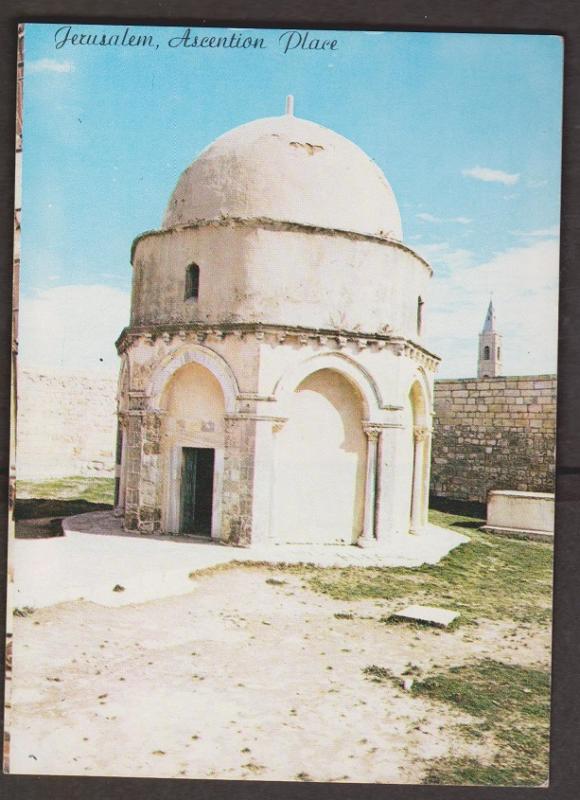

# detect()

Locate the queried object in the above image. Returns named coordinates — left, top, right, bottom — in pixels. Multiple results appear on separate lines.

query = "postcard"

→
left=4, top=23, right=562, bottom=785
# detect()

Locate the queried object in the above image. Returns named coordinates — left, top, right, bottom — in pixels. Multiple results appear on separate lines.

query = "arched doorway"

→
left=408, top=379, right=430, bottom=534
left=272, top=368, right=367, bottom=544
left=159, top=361, right=225, bottom=536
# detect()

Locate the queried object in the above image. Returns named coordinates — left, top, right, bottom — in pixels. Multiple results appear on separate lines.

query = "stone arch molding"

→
left=408, top=367, right=432, bottom=427
left=273, top=351, right=383, bottom=420
left=117, top=355, right=130, bottom=412
left=147, top=344, right=239, bottom=412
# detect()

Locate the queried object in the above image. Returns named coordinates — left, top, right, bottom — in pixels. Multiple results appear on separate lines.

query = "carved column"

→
left=410, top=426, right=429, bottom=535
left=358, top=425, right=381, bottom=548
left=421, top=423, right=433, bottom=529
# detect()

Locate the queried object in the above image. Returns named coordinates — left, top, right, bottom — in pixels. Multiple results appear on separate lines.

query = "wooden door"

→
left=180, top=447, right=214, bottom=536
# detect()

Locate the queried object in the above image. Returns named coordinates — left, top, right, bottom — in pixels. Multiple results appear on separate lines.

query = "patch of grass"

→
left=413, top=659, right=550, bottom=786
left=402, top=662, right=423, bottom=677
left=334, top=612, right=354, bottom=620
left=188, top=510, right=552, bottom=627
left=299, top=508, right=553, bottom=625
left=425, top=759, right=521, bottom=786
left=15, top=477, right=115, bottom=527
left=455, top=721, right=492, bottom=741
left=362, top=665, right=396, bottom=683
left=16, top=476, right=115, bottom=516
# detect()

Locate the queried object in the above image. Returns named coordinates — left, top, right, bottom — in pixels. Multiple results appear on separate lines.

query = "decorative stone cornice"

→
left=126, top=408, right=166, bottom=418
left=363, top=421, right=405, bottom=432
left=237, top=392, right=276, bottom=403
left=130, top=215, right=433, bottom=276
left=116, top=322, right=440, bottom=372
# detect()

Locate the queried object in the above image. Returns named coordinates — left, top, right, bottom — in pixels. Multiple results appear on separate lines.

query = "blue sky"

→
left=19, top=24, right=563, bottom=377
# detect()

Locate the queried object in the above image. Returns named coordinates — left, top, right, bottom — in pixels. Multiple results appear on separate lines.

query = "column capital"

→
left=413, top=425, right=431, bottom=443
left=362, top=423, right=383, bottom=440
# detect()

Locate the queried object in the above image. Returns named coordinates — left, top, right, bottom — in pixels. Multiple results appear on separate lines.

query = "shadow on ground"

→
left=15, top=499, right=113, bottom=538
left=429, top=496, right=485, bottom=529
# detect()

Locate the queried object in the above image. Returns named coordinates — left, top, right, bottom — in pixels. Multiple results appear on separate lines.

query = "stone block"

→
left=483, top=489, right=554, bottom=541
left=390, top=604, right=459, bottom=628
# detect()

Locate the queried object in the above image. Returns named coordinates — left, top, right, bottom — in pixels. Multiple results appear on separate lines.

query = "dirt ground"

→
left=8, top=565, right=551, bottom=783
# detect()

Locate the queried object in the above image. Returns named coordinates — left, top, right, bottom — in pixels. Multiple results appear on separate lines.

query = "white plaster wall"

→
left=272, top=369, right=366, bottom=544
left=131, top=226, right=431, bottom=342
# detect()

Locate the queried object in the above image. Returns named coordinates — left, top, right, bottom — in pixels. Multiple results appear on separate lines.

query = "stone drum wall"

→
left=431, top=375, right=557, bottom=503
left=16, top=369, right=117, bottom=481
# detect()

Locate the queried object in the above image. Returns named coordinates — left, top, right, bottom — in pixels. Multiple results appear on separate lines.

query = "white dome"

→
left=163, top=113, right=403, bottom=240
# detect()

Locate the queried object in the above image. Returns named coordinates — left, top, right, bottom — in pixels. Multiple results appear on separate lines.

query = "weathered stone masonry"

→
left=431, top=375, right=557, bottom=503
left=16, top=369, right=117, bottom=481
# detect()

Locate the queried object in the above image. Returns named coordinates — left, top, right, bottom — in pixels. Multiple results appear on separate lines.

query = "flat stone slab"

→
left=481, top=524, right=554, bottom=543
left=390, top=604, right=459, bottom=628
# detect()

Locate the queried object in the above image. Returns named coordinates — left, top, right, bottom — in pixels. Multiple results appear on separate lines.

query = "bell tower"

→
left=478, top=299, right=502, bottom=378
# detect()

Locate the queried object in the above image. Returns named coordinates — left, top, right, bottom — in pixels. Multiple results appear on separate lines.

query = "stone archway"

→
left=408, top=376, right=431, bottom=534
left=271, top=368, right=367, bottom=544
left=272, top=351, right=381, bottom=419
left=148, top=344, right=239, bottom=413
left=159, top=360, right=226, bottom=536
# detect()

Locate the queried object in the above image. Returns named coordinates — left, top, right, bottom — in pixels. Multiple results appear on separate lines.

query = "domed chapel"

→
left=115, top=98, right=440, bottom=549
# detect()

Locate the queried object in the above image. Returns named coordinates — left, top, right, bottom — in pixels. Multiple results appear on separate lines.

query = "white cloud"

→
left=425, top=238, right=560, bottom=378
left=18, top=284, right=130, bottom=376
left=415, top=241, right=474, bottom=273
left=511, top=224, right=560, bottom=239
left=417, top=212, right=472, bottom=225
left=28, top=58, right=75, bottom=74
left=462, top=166, right=520, bottom=186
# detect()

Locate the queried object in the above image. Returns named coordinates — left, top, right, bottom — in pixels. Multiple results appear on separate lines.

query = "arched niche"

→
left=271, top=367, right=367, bottom=544
left=408, top=374, right=432, bottom=534
left=147, top=344, right=239, bottom=413
left=273, top=351, right=382, bottom=422
left=158, top=359, right=227, bottom=537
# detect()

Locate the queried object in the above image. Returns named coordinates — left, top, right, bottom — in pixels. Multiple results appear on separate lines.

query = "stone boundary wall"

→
left=431, top=375, right=557, bottom=503
left=16, top=369, right=117, bottom=481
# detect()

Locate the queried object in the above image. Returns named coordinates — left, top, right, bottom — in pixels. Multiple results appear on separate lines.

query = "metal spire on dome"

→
left=285, top=94, right=295, bottom=116
left=482, top=297, right=496, bottom=333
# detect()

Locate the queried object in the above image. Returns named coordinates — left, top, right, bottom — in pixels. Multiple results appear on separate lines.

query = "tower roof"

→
left=162, top=108, right=403, bottom=240
left=482, top=299, right=496, bottom=333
